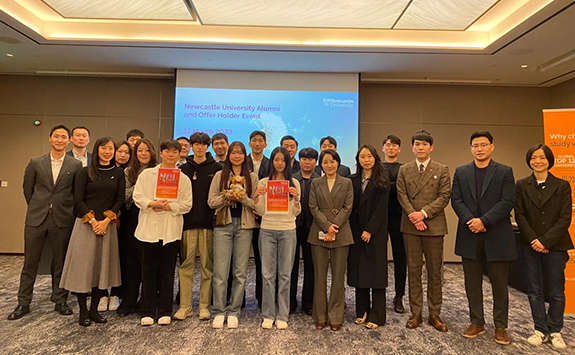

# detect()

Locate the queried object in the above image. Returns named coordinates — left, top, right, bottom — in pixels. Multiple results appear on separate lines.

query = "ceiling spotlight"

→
left=6, top=53, right=13, bottom=57
left=520, top=64, right=528, bottom=68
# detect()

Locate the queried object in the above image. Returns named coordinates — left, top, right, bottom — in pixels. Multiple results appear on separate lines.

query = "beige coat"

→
left=208, top=171, right=259, bottom=229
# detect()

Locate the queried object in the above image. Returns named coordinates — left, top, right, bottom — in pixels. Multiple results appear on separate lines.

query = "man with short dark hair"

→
left=290, top=147, right=319, bottom=315
left=396, top=130, right=451, bottom=332
left=382, top=134, right=407, bottom=314
left=281, top=135, right=300, bottom=173
left=175, top=136, right=191, bottom=168
left=8, top=125, right=83, bottom=320
left=126, top=129, right=145, bottom=148
left=67, top=126, right=92, bottom=167
left=211, top=133, right=229, bottom=165
left=451, top=131, right=516, bottom=345
left=314, top=136, right=351, bottom=177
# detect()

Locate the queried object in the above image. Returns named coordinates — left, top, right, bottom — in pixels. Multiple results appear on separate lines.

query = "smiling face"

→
left=281, top=139, right=298, bottom=160
left=49, top=128, right=70, bottom=153
left=273, top=152, right=287, bottom=175
left=383, top=139, right=400, bottom=160
left=321, top=153, right=339, bottom=177
left=228, top=145, right=245, bottom=167
left=530, top=148, right=550, bottom=173
left=320, top=140, right=336, bottom=153
left=127, top=135, right=142, bottom=148
left=470, top=136, right=494, bottom=162
left=178, top=139, right=190, bottom=159
left=137, top=142, right=151, bottom=165
left=358, top=148, right=375, bottom=171
left=300, top=157, right=317, bottom=174
left=249, top=135, right=267, bottom=155
left=71, top=128, right=90, bottom=149
left=411, top=139, right=433, bottom=162
left=98, top=141, right=115, bottom=165
left=160, top=147, right=180, bottom=167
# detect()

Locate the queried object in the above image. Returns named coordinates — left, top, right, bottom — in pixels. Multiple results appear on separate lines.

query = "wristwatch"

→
left=89, top=218, right=96, bottom=225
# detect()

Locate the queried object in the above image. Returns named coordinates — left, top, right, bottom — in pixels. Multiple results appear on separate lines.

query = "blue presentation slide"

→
left=174, top=88, right=359, bottom=171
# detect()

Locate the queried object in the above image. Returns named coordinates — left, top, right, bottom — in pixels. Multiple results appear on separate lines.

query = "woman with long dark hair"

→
left=515, top=144, right=573, bottom=350
left=254, top=147, right=301, bottom=330
left=348, top=144, right=390, bottom=329
left=208, top=141, right=258, bottom=329
left=116, top=138, right=157, bottom=317
left=60, top=137, right=125, bottom=326
left=115, top=141, right=132, bottom=169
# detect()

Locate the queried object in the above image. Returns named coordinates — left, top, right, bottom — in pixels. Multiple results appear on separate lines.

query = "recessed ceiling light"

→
left=521, top=64, right=528, bottom=68
left=6, top=53, right=13, bottom=57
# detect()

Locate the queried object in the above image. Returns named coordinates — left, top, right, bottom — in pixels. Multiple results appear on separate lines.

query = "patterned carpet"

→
left=0, top=254, right=573, bottom=354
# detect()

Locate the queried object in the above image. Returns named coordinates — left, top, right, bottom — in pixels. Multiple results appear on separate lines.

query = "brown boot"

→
left=406, top=314, right=422, bottom=329
left=428, top=315, right=448, bottom=332
left=495, top=328, right=511, bottom=345
left=463, top=324, right=486, bottom=338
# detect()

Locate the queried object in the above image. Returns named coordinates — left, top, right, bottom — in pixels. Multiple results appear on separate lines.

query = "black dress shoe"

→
left=116, top=307, right=134, bottom=317
left=7, top=305, right=30, bottom=320
left=89, top=311, right=107, bottom=324
left=394, top=297, right=405, bottom=314
left=304, top=309, right=313, bottom=316
left=79, top=313, right=91, bottom=327
left=54, top=302, right=73, bottom=316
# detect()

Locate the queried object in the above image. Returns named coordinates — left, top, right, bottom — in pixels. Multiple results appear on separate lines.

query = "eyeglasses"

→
left=471, top=143, right=491, bottom=149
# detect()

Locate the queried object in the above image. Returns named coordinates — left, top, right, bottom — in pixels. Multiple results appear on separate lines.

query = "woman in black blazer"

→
left=348, top=145, right=390, bottom=329
left=515, top=144, right=573, bottom=350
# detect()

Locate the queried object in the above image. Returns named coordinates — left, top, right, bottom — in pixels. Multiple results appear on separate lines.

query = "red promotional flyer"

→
left=266, top=180, right=289, bottom=213
left=155, top=168, right=181, bottom=200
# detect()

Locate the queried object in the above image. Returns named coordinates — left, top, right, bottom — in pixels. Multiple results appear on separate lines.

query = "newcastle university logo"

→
left=323, top=98, right=355, bottom=108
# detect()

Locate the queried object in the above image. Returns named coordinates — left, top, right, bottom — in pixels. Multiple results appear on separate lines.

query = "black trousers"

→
left=289, top=226, right=314, bottom=313
left=117, top=207, right=141, bottom=312
left=252, top=227, right=262, bottom=306
left=462, top=235, right=510, bottom=329
left=18, top=213, right=72, bottom=306
left=138, top=240, right=179, bottom=318
left=389, top=228, right=407, bottom=298
left=356, top=288, right=386, bottom=325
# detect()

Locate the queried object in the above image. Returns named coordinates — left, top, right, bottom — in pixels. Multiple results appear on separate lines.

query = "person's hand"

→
left=323, top=232, right=335, bottom=242
left=414, top=221, right=427, bottom=231
left=361, top=231, right=371, bottom=243
left=467, top=218, right=485, bottom=234
left=288, top=187, right=300, bottom=202
left=327, top=224, right=339, bottom=235
left=408, top=211, right=425, bottom=224
left=531, top=239, right=547, bottom=253
left=92, top=220, right=108, bottom=235
left=255, top=187, right=266, bottom=197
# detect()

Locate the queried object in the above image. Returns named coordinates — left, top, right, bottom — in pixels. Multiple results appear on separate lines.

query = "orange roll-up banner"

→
left=543, top=108, right=575, bottom=315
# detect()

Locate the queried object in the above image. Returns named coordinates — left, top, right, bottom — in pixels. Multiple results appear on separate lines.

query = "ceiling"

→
left=0, top=0, right=574, bottom=86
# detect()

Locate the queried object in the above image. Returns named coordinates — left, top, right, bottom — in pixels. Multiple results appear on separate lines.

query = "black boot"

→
left=76, top=294, right=91, bottom=327
left=88, top=288, right=107, bottom=324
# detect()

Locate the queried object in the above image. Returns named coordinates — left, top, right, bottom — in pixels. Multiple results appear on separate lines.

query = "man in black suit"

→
left=66, top=126, right=92, bottom=167
left=8, top=125, right=83, bottom=320
left=281, top=135, right=301, bottom=173
left=382, top=134, right=407, bottom=314
left=314, top=136, right=351, bottom=177
left=451, top=131, right=516, bottom=345
left=290, top=148, right=320, bottom=314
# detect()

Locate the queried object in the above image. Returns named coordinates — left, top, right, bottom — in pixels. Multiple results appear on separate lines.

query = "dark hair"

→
left=115, top=141, right=132, bottom=168
left=88, top=137, right=115, bottom=181
left=298, top=147, right=319, bottom=160
left=356, top=145, right=389, bottom=190
left=249, top=130, right=267, bottom=142
left=160, top=139, right=182, bottom=151
left=176, top=136, right=190, bottom=142
left=219, top=141, right=252, bottom=194
left=411, top=130, right=433, bottom=145
left=71, top=126, right=90, bottom=136
left=383, top=134, right=401, bottom=147
left=320, top=136, right=337, bottom=148
left=126, top=129, right=145, bottom=140
left=470, top=131, right=494, bottom=145
left=127, top=138, right=157, bottom=185
left=49, top=125, right=71, bottom=138
left=526, top=144, right=555, bottom=170
left=318, top=149, right=341, bottom=172
left=189, top=132, right=211, bottom=146
left=268, top=147, right=295, bottom=187
left=212, top=133, right=229, bottom=143
left=281, top=135, right=298, bottom=147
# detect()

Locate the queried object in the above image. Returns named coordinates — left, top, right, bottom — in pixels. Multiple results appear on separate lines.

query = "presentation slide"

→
left=174, top=70, right=359, bottom=172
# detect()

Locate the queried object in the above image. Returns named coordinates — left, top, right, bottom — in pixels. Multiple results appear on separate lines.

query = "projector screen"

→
left=174, top=70, right=359, bottom=172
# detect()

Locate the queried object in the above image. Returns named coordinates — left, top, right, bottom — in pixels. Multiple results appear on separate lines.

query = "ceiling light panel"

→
left=191, top=0, right=411, bottom=29
left=43, top=0, right=193, bottom=20
left=394, top=0, right=499, bottom=30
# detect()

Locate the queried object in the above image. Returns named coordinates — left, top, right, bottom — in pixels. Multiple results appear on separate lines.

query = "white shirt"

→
left=72, top=150, right=88, bottom=167
left=251, top=153, right=263, bottom=175
left=133, top=165, right=192, bottom=245
left=50, top=153, right=65, bottom=184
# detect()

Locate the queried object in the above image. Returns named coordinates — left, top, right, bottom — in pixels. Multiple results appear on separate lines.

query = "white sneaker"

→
left=550, top=333, right=567, bottom=350
left=97, top=296, right=108, bottom=312
left=199, top=308, right=211, bottom=320
left=108, top=296, right=120, bottom=311
left=141, top=317, right=154, bottom=326
left=261, top=318, right=274, bottom=329
left=527, top=330, right=549, bottom=346
left=227, top=315, right=238, bottom=329
left=173, top=307, right=193, bottom=320
left=212, top=315, right=225, bottom=329
left=276, top=320, right=288, bottom=329
left=158, top=316, right=171, bottom=326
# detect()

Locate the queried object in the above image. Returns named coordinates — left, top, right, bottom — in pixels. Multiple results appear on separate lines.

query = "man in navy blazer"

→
left=451, top=131, right=516, bottom=345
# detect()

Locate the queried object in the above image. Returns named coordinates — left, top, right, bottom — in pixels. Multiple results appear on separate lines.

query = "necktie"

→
left=419, top=164, right=425, bottom=174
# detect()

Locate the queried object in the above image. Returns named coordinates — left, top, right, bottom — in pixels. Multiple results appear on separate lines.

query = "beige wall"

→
left=2, top=75, right=574, bottom=259
left=0, top=75, right=175, bottom=253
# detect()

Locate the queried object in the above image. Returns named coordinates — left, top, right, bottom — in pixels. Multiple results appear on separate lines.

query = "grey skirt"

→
left=60, top=218, right=121, bottom=293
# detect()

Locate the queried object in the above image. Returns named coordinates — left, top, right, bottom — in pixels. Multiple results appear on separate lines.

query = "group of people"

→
left=6, top=125, right=572, bottom=350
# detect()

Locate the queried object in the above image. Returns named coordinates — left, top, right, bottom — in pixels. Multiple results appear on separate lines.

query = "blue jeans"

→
left=259, top=228, right=297, bottom=322
left=212, top=218, right=253, bottom=318
left=523, top=246, right=569, bottom=334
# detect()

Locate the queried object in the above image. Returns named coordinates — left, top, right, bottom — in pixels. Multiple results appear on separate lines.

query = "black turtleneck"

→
left=75, top=164, right=125, bottom=220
